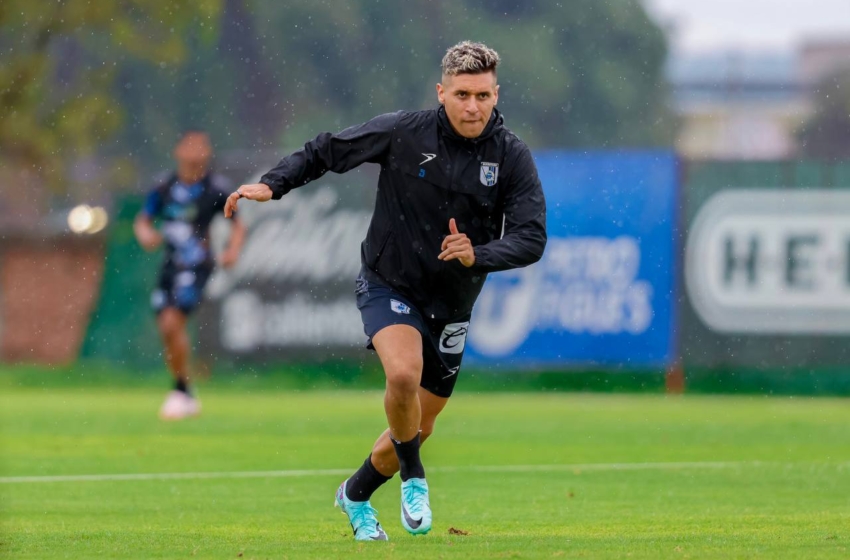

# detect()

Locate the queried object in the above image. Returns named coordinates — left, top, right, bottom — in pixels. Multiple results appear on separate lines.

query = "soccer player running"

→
left=224, top=42, right=546, bottom=540
left=134, top=130, right=246, bottom=420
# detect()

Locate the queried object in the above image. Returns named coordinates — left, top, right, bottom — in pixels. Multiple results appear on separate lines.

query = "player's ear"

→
left=436, top=82, right=445, bottom=105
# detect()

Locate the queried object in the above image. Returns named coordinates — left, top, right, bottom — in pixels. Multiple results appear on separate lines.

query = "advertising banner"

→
left=680, top=162, right=850, bottom=370
left=200, top=166, right=377, bottom=361
left=686, top=189, right=850, bottom=334
left=465, top=151, right=679, bottom=368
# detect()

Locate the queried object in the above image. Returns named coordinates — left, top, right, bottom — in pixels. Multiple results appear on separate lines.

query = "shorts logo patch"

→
left=390, top=299, right=411, bottom=315
left=439, top=322, right=469, bottom=354
left=175, top=271, right=197, bottom=287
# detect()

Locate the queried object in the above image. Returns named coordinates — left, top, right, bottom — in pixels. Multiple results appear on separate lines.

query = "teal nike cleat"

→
left=335, top=481, right=388, bottom=541
left=400, top=477, right=432, bottom=535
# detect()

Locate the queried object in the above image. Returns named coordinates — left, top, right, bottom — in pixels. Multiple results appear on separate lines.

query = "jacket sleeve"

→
left=471, top=143, right=547, bottom=273
left=260, top=111, right=401, bottom=199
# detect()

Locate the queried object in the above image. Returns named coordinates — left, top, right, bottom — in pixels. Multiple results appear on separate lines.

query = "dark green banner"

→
left=680, top=161, right=850, bottom=371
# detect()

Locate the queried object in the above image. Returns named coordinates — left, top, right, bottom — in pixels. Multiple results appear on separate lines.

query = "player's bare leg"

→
left=369, top=387, right=449, bottom=476
left=156, top=307, right=199, bottom=420
left=335, top=325, right=436, bottom=538
left=371, top=325, right=433, bottom=534
left=372, top=325, right=424, bottom=443
left=158, top=307, right=190, bottom=381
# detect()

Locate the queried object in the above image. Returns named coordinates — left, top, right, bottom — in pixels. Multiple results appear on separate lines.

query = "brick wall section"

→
left=0, top=237, right=104, bottom=364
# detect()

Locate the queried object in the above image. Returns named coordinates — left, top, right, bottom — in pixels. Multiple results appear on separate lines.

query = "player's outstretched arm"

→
left=223, top=182, right=273, bottom=218
left=133, top=214, right=162, bottom=252
left=259, top=112, right=400, bottom=200
left=218, top=217, right=247, bottom=268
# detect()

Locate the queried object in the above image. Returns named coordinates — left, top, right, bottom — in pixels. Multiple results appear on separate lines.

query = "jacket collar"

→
left=437, top=106, right=503, bottom=144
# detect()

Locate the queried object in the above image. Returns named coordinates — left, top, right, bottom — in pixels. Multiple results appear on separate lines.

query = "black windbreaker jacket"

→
left=260, top=106, right=547, bottom=321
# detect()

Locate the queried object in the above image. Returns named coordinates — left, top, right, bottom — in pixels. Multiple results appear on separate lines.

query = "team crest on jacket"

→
left=480, top=162, right=499, bottom=187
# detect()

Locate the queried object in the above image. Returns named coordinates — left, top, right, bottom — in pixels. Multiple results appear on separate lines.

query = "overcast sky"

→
left=643, top=0, right=850, bottom=53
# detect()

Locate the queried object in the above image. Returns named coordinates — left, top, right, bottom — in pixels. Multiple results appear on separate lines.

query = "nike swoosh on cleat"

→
left=403, top=506, right=422, bottom=529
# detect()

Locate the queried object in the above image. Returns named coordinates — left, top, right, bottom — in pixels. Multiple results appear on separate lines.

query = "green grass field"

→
left=1, top=370, right=848, bottom=559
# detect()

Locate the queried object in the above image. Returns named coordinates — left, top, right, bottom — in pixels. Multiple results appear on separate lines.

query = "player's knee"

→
left=386, top=373, right=420, bottom=395
left=385, top=360, right=422, bottom=394
left=157, top=309, right=184, bottom=338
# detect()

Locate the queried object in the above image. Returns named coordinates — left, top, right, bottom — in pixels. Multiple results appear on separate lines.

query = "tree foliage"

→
left=0, top=0, right=222, bottom=197
left=0, top=0, right=671, bottom=202
left=233, top=0, right=673, bottom=150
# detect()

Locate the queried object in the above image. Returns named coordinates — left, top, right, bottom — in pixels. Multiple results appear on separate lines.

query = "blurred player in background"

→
left=134, top=130, right=246, bottom=420
left=225, top=41, right=546, bottom=540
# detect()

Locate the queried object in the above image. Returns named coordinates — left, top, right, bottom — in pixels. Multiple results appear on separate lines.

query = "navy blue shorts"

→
left=151, top=261, right=213, bottom=315
left=356, top=275, right=470, bottom=398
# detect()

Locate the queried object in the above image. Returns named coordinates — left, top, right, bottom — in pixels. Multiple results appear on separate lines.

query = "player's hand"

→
left=133, top=216, right=162, bottom=252
left=438, top=218, right=475, bottom=267
left=224, top=183, right=273, bottom=218
left=137, top=229, right=162, bottom=252
left=218, top=247, right=239, bottom=269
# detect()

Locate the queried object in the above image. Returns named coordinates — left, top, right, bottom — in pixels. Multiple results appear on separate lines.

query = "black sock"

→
left=391, top=433, right=425, bottom=481
left=174, top=379, right=190, bottom=394
left=345, top=455, right=392, bottom=501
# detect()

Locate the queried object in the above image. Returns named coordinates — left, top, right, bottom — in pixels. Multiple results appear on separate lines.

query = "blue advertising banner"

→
left=465, top=150, right=679, bottom=368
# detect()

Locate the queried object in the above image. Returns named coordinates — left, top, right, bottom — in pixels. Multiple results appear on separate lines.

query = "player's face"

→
left=174, top=132, right=212, bottom=183
left=437, top=72, right=499, bottom=139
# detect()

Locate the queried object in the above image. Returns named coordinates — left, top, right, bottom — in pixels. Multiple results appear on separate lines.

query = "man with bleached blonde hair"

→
left=225, top=41, right=546, bottom=541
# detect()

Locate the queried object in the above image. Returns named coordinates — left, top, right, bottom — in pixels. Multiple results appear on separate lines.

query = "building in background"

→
left=798, top=40, right=850, bottom=86
left=667, top=40, right=850, bottom=160
left=668, top=51, right=807, bottom=160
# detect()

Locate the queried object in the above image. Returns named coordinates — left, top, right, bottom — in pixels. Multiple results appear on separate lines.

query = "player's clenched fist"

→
left=438, top=218, right=476, bottom=267
left=224, top=183, right=274, bottom=218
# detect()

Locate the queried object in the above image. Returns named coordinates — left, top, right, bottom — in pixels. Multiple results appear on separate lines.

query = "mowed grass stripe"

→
left=3, top=460, right=849, bottom=484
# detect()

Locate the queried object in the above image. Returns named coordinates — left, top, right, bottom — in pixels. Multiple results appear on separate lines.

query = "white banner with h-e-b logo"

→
left=685, top=189, right=850, bottom=334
